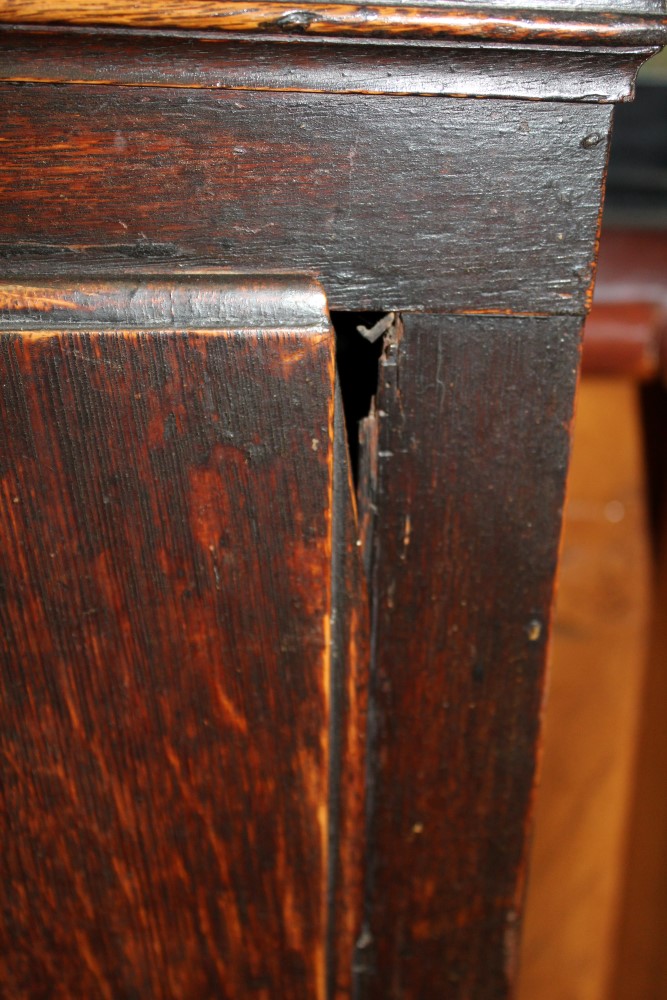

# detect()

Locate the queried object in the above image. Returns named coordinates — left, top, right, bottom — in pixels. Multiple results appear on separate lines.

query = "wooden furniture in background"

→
left=612, top=484, right=667, bottom=1000
left=519, top=227, right=667, bottom=1000
left=591, top=228, right=667, bottom=1000
left=517, top=376, right=651, bottom=1000
left=0, top=6, right=665, bottom=998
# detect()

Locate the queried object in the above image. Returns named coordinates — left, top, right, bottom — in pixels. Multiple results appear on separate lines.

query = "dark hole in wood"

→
left=332, top=311, right=385, bottom=487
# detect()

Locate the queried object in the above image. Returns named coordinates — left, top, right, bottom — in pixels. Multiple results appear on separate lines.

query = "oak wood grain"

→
left=0, top=1, right=665, bottom=46
left=0, top=86, right=612, bottom=314
left=0, top=276, right=366, bottom=999
left=329, top=385, right=369, bottom=999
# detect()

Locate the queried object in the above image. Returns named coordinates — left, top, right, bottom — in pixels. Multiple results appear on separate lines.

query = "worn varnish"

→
left=0, top=1, right=665, bottom=46
left=0, top=4, right=657, bottom=995
left=0, top=28, right=653, bottom=103
left=0, top=274, right=334, bottom=331
left=0, top=86, right=611, bottom=314
left=0, top=276, right=367, bottom=998
left=358, top=314, right=582, bottom=999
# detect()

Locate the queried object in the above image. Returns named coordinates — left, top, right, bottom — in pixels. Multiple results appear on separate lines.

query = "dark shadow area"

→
left=331, top=311, right=385, bottom=486
left=604, top=82, right=667, bottom=228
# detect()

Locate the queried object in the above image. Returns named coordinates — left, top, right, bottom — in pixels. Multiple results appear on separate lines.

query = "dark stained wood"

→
left=0, top=27, right=654, bottom=103
left=0, top=6, right=657, bottom=994
left=0, top=86, right=612, bottom=314
left=0, top=275, right=367, bottom=999
left=329, top=385, right=370, bottom=999
left=0, top=1, right=665, bottom=47
left=357, top=313, right=582, bottom=999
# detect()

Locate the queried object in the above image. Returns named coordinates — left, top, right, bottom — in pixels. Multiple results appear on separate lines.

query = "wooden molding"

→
left=0, top=1, right=665, bottom=46
left=0, top=274, right=331, bottom=331
left=0, top=27, right=656, bottom=101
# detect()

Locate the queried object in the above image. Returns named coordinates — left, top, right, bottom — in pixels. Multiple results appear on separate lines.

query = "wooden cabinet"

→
left=0, top=5, right=664, bottom=997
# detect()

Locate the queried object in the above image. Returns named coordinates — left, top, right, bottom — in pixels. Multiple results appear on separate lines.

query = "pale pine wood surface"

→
left=518, top=378, right=651, bottom=1000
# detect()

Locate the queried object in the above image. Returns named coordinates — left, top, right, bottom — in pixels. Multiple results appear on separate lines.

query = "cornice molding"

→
left=0, top=1, right=665, bottom=46
left=0, top=27, right=657, bottom=102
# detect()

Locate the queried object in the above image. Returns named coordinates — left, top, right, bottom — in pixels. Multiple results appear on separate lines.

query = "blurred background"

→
left=517, top=47, right=667, bottom=1000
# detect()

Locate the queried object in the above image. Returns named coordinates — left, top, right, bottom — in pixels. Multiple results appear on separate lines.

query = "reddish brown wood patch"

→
left=0, top=320, right=343, bottom=997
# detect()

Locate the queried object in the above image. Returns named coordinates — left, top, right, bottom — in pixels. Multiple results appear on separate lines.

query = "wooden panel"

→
left=357, top=313, right=581, bottom=999
left=518, top=379, right=651, bottom=1000
left=0, top=277, right=368, bottom=998
left=0, top=87, right=612, bottom=314
left=0, top=29, right=651, bottom=103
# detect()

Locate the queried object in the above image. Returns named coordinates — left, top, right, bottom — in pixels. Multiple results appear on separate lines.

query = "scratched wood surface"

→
left=0, top=86, right=612, bottom=314
left=0, top=9, right=654, bottom=995
left=0, top=29, right=651, bottom=103
left=357, top=313, right=582, bottom=999
left=329, top=386, right=369, bottom=1000
left=0, top=1, right=664, bottom=45
left=0, top=276, right=367, bottom=999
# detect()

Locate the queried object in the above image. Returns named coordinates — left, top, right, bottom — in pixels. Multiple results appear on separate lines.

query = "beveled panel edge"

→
left=0, top=273, right=332, bottom=332
left=0, top=27, right=657, bottom=101
left=0, top=1, right=665, bottom=46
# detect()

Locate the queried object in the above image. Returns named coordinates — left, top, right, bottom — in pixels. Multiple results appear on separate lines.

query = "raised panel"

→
left=0, top=276, right=367, bottom=999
